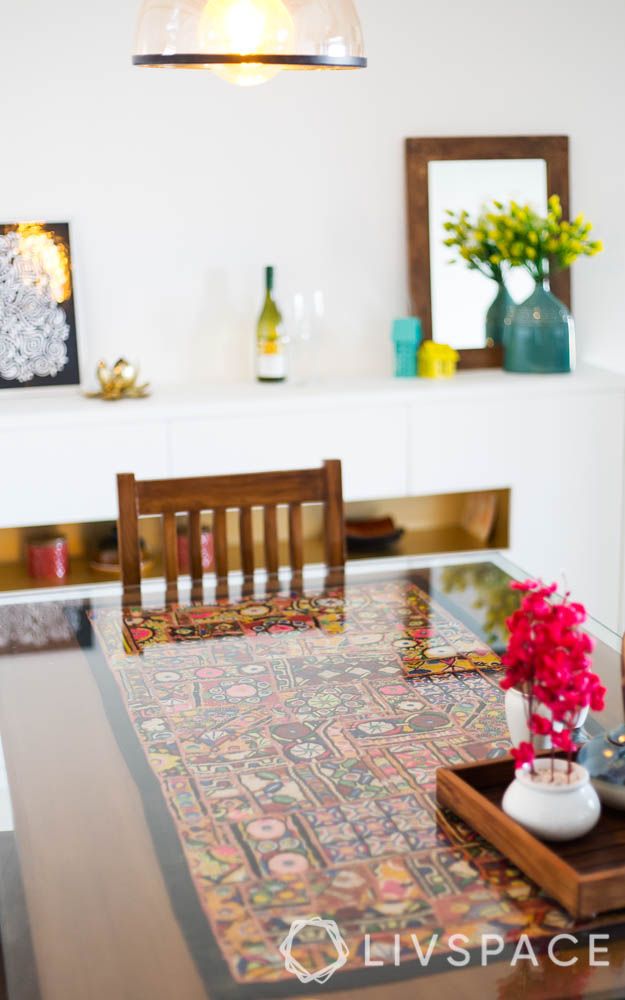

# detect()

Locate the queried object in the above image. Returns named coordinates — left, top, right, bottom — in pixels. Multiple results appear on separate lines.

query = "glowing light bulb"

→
left=198, top=0, right=295, bottom=87
left=17, top=224, right=71, bottom=303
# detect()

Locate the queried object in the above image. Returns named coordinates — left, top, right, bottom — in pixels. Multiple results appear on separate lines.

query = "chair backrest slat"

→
left=135, top=469, right=325, bottom=515
left=289, top=502, right=304, bottom=572
left=213, top=509, right=228, bottom=580
left=239, top=507, right=254, bottom=579
left=117, top=473, right=142, bottom=591
left=188, top=510, right=203, bottom=584
left=162, top=512, right=179, bottom=584
left=117, top=460, right=345, bottom=601
left=324, top=459, right=346, bottom=569
left=264, top=504, right=279, bottom=578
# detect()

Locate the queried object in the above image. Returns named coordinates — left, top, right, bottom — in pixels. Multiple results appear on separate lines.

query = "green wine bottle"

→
left=256, top=266, right=287, bottom=382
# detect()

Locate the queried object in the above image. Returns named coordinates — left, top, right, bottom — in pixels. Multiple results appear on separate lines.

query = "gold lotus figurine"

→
left=85, top=359, right=150, bottom=401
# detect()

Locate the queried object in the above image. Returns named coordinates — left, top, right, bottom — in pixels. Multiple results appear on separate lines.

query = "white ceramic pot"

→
left=502, top=758, right=601, bottom=841
left=504, top=687, right=589, bottom=750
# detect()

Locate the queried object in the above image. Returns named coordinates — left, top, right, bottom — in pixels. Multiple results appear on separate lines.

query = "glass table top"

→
left=0, top=552, right=623, bottom=1000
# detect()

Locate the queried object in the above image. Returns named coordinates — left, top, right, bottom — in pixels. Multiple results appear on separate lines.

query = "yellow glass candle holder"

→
left=418, top=341, right=459, bottom=379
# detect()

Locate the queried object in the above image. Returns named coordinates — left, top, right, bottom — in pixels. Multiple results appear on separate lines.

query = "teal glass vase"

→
left=485, top=281, right=514, bottom=347
left=503, top=278, right=575, bottom=374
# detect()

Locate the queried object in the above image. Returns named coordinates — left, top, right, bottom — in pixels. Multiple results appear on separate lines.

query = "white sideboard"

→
left=2, top=366, right=624, bottom=631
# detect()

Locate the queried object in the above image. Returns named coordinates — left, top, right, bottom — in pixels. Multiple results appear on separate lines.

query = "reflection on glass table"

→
left=0, top=552, right=623, bottom=1000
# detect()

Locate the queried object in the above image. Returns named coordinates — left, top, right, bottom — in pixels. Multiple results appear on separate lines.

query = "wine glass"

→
left=286, top=290, right=326, bottom=385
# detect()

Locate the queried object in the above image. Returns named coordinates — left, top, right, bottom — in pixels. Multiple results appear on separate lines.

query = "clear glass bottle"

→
left=256, top=266, right=287, bottom=382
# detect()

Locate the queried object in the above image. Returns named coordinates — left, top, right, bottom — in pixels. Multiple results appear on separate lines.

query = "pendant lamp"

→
left=133, top=0, right=367, bottom=87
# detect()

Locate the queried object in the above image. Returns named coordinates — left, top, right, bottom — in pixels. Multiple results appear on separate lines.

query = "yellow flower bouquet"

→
left=445, top=196, right=602, bottom=280
left=443, top=196, right=603, bottom=372
left=469, top=196, right=601, bottom=280
left=443, top=209, right=506, bottom=283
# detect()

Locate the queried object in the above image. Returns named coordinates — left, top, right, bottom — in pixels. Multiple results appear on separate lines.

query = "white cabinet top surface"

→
left=0, top=365, right=623, bottom=430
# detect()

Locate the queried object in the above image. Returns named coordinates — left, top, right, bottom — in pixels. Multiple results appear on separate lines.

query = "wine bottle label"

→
left=257, top=352, right=287, bottom=379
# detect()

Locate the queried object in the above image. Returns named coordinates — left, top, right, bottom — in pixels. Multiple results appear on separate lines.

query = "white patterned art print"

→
left=0, top=222, right=80, bottom=389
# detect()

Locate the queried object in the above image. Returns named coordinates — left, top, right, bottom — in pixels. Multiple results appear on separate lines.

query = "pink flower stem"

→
left=524, top=684, right=538, bottom=776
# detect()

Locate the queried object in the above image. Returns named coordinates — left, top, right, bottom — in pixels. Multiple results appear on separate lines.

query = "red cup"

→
left=177, top=530, right=214, bottom=575
left=27, top=536, right=70, bottom=581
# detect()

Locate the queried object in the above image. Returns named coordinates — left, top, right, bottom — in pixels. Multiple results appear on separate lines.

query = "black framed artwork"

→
left=0, top=221, right=80, bottom=389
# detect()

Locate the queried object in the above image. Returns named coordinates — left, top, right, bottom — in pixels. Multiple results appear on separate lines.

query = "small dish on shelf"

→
left=90, top=529, right=152, bottom=576
left=345, top=517, right=405, bottom=554
left=89, top=558, right=153, bottom=576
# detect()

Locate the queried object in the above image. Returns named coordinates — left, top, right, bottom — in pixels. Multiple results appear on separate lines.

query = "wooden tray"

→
left=437, top=755, right=625, bottom=919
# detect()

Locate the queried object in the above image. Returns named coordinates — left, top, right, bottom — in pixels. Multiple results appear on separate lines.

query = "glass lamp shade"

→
left=133, top=0, right=367, bottom=85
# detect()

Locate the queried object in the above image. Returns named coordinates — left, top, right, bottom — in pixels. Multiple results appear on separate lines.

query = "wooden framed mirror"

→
left=406, top=136, right=571, bottom=369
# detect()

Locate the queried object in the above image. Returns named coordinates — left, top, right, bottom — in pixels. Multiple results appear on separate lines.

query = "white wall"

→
left=1, top=0, right=624, bottom=387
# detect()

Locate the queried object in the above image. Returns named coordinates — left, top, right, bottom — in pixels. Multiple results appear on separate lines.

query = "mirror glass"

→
left=428, top=159, right=548, bottom=349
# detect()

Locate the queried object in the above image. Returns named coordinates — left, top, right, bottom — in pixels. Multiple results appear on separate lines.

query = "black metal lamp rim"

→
left=132, top=53, right=367, bottom=68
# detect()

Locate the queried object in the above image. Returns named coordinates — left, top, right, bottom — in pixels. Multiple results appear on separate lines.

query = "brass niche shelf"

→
left=0, top=490, right=510, bottom=594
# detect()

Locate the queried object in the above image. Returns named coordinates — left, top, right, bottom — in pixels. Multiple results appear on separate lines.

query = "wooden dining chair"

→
left=116, top=460, right=345, bottom=601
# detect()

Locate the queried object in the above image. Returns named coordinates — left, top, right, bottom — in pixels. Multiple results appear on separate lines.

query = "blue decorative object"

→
left=485, top=282, right=514, bottom=347
left=503, top=278, right=575, bottom=374
left=392, top=318, right=422, bottom=378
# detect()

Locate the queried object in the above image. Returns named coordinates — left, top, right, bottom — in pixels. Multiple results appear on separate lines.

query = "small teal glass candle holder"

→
left=392, top=318, right=422, bottom=378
